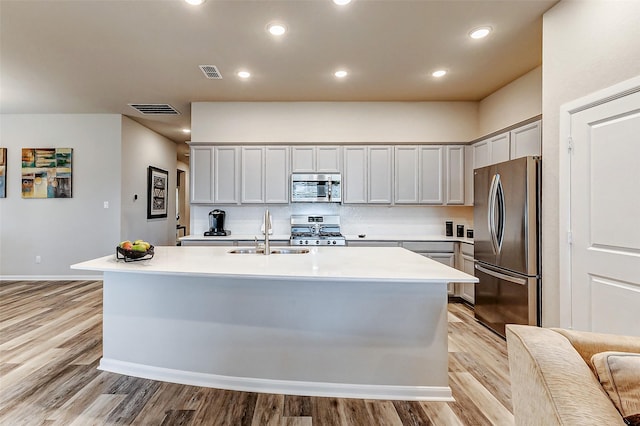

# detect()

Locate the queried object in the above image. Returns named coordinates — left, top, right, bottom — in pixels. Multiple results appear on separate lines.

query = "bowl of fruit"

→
left=116, top=240, right=154, bottom=262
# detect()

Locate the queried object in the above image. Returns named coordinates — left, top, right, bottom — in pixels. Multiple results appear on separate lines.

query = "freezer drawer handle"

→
left=475, top=264, right=527, bottom=286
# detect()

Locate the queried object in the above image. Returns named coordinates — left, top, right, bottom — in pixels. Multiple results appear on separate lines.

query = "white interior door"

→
left=569, top=87, right=640, bottom=336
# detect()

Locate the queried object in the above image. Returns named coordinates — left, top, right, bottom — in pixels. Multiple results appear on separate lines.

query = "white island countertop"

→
left=71, top=245, right=477, bottom=284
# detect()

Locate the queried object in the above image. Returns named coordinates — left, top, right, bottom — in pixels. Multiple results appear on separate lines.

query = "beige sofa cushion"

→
left=591, top=351, right=640, bottom=421
left=506, top=325, right=625, bottom=425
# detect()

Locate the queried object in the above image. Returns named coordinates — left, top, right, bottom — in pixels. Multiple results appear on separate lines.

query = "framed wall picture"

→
left=0, top=148, right=6, bottom=198
left=147, top=166, right=168, bottom=219
left=21, top=148, right=72, bottom=198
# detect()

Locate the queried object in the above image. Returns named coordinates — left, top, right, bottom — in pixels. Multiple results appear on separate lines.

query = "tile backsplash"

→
left=191, top=204, right=473, bottom=237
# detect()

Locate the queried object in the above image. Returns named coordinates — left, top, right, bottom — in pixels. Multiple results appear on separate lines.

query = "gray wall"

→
left=0, top=114, right=122, bottom=278
left=0, top=114, right=178, bottom=279
left=121, top=116, right=177, bottom=246
left=542, top=0, right=640, bottom=327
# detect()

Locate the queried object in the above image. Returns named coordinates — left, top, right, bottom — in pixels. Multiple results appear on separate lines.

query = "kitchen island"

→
left=71, top=246, right=477, bottom=401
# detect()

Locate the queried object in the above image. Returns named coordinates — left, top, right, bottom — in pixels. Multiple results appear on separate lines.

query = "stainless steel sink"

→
left=270, top=248, right=309, bottom=254
left=228, top=248, right=309, bottom=255
left=228, top=248, right=265, bottom=254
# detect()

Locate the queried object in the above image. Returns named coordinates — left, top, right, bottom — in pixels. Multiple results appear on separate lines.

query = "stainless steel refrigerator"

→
left=473, top=156, right=541, bottom=337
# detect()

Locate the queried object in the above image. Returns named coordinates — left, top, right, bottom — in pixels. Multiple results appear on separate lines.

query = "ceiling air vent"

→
left=199, top=65, right=222, bottom=79
left=128, top=104, right=180, bottom=115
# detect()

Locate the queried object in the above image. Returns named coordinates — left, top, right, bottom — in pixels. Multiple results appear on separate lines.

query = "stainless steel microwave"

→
left=291, top=174, right=341, bottom=203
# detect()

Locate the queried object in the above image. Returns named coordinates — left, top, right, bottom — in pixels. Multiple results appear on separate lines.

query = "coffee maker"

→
left=204, top=209, right=230, bottom=236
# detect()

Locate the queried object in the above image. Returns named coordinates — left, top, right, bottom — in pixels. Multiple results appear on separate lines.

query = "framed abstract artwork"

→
left=21, top=148, right=72, bottom=198
left=147, top=166, right=168, bottom=219
left=0, top=148, right=6, bottom=198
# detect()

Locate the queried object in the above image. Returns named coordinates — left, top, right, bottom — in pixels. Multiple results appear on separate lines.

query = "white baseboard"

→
left=99, top=358, right=454, bottom=402
left=0, top=275, right=103, bottom=281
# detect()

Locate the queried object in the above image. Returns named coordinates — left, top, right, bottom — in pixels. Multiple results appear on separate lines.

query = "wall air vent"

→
left=128, top=104, right=180, bottom=115
left=199, top=65, right=222, bottom=79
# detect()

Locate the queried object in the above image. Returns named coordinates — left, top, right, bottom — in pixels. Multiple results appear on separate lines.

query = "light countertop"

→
left=71, top=246, right=478, bottom=283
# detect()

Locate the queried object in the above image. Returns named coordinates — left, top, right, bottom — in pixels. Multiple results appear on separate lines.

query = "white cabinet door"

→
left=510, top=120, right=541, bottom=159
left=489, top=133, right=510, bottom=164
left=343, top=146, right=367, bottom=204
left=368, top=146, right=393, bottom=204
left=265, top=146, right=289, bottom=204
left=241, top=146, right=264, bottom=203
left=214, top=146, right=240, bottom=204
left=473, top=140, right=491, bottom=169
left=394, top=146, right=420, bottom=204
left=419, top=146, right=444, bottom=204
left=316, top=146, right=342, bottom=172
left=190, top=145, right=215, bottom=204
left=460, top=254, right=475, bottom=304
left=474, top=131, right=510, bottom=169
left=291, top=147, right=315, bottom=172
left=464, top=145, right=474, bottom=206
left=427, top=253, right=456, bottom=295
left=292, top=146, right=341, bottom=172
left=446, top=145, right=465, bottom=205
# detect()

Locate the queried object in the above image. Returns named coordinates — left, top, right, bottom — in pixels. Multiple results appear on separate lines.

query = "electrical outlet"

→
left=35, top=255, right=41, bottom=264
left=104, top=201, right=109, bottom=209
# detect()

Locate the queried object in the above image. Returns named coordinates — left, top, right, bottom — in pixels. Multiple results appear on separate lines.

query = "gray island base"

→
left=71, top=246, right=477, bottom=401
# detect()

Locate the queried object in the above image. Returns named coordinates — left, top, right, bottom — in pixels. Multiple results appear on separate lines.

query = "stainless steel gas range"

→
left=289, top=215, right=346, bottom=246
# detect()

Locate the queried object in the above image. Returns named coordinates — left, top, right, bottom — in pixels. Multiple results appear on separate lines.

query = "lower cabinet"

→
left=458, top=242, right=475, bottom=304
left=347, top=240, right=400, bottom=247
left=402, top=242, right=455, bottom=295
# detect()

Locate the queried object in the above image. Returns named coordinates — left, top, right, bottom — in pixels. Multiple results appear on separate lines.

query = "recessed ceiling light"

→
left=237, top=71, right=251, bottom=79
left=333, top=0, right=352, bottom=5
left=334, top=70, right=348, bottom=78
left=469, top=26, right=492, bottom=39
left=267, top=24, right=287, bottom=36
left=432, top=70, right=447, bottom=78
left=182, top=128, right=191, bottom=134
left=184, top=0, right=206, bottom=5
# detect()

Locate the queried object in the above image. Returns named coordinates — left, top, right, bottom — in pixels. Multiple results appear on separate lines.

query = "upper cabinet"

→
left=265, top=147, right=290, bottom=203
left=445, top=145, right=465, bottom=205
left=291, top=146, right=342, bottom=173
left=241, top=146, right=290, bottom=204
left=473, top=133, right=509, bottom=169
left=394, top=146, right=420, bottom=204
left=190, top=145, right=215, bottom=204
left=467, top=119, right=541, bottom=204
left=343, top=146, right=393, bottom=204
left=510, top=121, right=541, bottom=159
left=368, top=146, right=393, bottom=204
left=394, top=145, right=464, bottom=205
left=472, top=120, right=541, bottom=170
left=214, top=146, right=240, bottom=204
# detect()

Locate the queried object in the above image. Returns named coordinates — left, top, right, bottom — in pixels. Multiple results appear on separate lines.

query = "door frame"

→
left=558, top=75, right=640, bottom=328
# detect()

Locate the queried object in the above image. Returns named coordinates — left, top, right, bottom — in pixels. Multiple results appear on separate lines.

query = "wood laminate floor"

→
left=0, top=280, right=513, bottom=425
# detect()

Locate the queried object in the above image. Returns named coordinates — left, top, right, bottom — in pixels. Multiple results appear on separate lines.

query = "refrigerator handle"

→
left=488, top=174, right=499, bottom=254
left=495, top=174, right=505, bottom=254
left=475, top=263, right=527, bottom=286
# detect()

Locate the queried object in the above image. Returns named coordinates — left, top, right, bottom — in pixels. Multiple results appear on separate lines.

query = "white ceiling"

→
left=1, top=0, right=558, bottom=157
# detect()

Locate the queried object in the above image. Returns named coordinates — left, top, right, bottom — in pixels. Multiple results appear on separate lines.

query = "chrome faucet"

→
left=263, top=208, right=271, bottom=255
